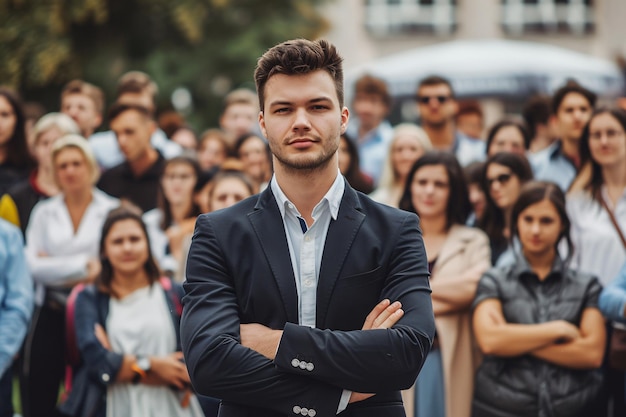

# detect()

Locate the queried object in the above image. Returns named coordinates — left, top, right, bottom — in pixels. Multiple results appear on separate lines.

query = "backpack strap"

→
left=62, top=282, right=86, bottom=400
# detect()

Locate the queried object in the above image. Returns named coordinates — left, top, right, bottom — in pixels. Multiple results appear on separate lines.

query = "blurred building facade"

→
left=322, top=0, right=626, bottom=69
left=320, top=0, right=626, bottom=128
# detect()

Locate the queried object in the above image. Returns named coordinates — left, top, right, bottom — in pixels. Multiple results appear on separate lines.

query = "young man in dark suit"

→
left=181, top=39, right=435, bottom=417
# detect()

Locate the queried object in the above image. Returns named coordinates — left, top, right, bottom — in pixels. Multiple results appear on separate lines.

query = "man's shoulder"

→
left=529, top=141, right=560, bottom=166
left=99, top=162, right=129, bottom=181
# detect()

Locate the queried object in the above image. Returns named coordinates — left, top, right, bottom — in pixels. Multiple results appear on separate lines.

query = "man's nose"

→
left=293, top=108, right=311, bottom=130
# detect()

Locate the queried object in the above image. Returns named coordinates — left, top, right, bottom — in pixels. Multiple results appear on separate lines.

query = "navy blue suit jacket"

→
left=181, top=181, right=435, bottom=417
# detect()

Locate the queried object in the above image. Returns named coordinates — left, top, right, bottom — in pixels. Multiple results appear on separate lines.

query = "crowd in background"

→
left=0, top=66, right=626, bottom=417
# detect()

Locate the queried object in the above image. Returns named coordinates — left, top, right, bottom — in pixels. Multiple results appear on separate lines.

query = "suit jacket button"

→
left=308, top=410, right=316, bottom=417
left=291, top=359, right=300, bottom=368
left=300, top=407, right=308, bottom=416
left=299, top=361, right=307, bottom=370
left=306, top=362, right=314, bottom=371
left=101, top=373, right=110, bottom=382
left=293, top=406, right=301, bottom=414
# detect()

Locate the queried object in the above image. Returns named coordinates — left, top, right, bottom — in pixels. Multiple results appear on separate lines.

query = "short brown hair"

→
left=222, top=88, right=258, bottom=114
left=551, top=80, right=596, bottom=115
left=417, top=75, right=455, bottom=97
left=116, top=71, right=158, bottom=102
left=353, top=74, right=391, bottom=108
left=61, top=80, right=105, bottom=115
left=456, top=99, right=483, bottom=119
left=107, top=103, right=153, bottom=123
left=254, top=39, right=344, bottom=111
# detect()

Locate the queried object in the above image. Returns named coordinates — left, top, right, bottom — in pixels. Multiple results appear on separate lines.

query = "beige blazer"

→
left=402, top=225, right=491, bottom=417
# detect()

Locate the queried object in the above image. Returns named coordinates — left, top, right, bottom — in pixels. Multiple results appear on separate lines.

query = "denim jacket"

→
left=0, top=218, right=33, bottom=375
left=59, top=279, right=184, bottom=417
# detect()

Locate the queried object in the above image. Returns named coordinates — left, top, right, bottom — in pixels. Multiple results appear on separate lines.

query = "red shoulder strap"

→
left=65, top=283, right=86, bottom=366
left=62, top=283, right=86, bottom=400
left=160, top=277, right=182, bottom=316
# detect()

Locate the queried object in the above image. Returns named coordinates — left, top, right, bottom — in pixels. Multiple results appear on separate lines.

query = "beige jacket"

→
left=402, top=225, right=491, bottom=417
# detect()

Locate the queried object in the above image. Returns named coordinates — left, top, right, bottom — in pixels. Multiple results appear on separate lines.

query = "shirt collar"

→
left=512, top=249, right=566, bottom=282
left=271, top=170, right=345, bottom=221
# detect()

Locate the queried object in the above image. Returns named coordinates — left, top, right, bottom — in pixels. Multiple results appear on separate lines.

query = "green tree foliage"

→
left=0, top=0, right=329, bottom=129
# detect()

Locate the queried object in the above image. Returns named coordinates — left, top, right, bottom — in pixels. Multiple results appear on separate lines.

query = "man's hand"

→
left=362, top=299, right=404, bottom=330
left=240, top=323, right=283, bottom=360
left=147, top=352, right=191, bottom=389
left=349, top=299, right=405, bottom=404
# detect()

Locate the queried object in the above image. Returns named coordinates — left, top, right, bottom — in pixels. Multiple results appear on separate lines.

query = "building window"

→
left=501, top=0, right=594, bottom=35
left=364, top=0, right=457, bottom=36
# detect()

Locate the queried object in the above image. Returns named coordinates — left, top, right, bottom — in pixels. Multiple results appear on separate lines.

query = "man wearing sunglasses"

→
left=415, top=75, right=485, bottom=166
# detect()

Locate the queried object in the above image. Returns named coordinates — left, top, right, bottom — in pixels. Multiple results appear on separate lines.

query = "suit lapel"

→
left=248, top=188, right=299, bottom=324
left=316, top=185, right=365, bottom=327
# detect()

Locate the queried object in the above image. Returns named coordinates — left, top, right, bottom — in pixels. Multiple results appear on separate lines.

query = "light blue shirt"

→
left=599, top=261, right=626, bottom=322
left=89, top=128, right=182, bottom=170
left=270, top=172, right=351, bottom=412
left=453, top=131, right=486, bottom=167
left=529, top=141, right=577, bottom=192
left=0, top=218, right=33, bottom=375
left=346, top=119, right=393, bottom=184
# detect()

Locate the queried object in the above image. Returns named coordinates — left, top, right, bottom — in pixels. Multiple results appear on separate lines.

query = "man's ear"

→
left=450, top=99, right=459, bottom=116
left=93, top=114, right=103, bottom=131
left=148, top=119, right=157, bottom=135
left=259, top=111, right=267, bottom=138
left=340, top=107, right=349, bottom=134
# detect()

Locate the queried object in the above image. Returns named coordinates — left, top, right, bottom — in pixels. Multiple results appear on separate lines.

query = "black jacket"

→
left=472, top=255, right=604, bottom=417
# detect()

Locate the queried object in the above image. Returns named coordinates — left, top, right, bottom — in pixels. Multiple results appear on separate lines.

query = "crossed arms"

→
left=180, top=213, right=435, bottom=416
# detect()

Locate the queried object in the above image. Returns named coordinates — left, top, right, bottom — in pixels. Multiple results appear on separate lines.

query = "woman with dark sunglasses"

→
left=478, top=152, right=533, bottom=265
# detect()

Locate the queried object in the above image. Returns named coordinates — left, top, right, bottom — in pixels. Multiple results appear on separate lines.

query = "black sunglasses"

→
left=416, top=95, right=451, bottom=105
left=487, top=173, right=513, bottom=188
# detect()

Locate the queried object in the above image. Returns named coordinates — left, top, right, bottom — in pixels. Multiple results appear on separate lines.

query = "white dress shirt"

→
left=25, top=188, right=119, bottom=304
left=143, top=208, right=179, bottom=274
left=270, top=172, right=352, bottom=412
left=567, top=187, right=626, bottom=286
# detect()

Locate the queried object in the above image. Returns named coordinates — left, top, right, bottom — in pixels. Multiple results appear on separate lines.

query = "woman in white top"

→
left=143, top=156, right=201, bottom=275
left=60, top=205, right=205, bottom=417
left=370, top=123, right=431, bottom=207
left=567, top=108, right=626, bottom=285
left=20, top=134, right=118, bottom=417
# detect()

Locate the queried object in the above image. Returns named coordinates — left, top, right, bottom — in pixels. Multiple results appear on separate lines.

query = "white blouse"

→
left=567, top=187, right=626, bottom=286
left=25, top=188, right=119, bottom=305
left=143, top=208, right=179, bottom=274
left=105, top=284, right=203, bottom=417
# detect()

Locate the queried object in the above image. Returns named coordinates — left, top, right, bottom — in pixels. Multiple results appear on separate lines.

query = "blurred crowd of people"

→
left=0, top=66, right=626, bottom=417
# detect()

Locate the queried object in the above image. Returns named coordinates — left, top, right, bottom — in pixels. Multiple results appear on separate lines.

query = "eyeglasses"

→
left=416, top=95, right=451, bottom=105
left=487, top=173, right=513, bottom=188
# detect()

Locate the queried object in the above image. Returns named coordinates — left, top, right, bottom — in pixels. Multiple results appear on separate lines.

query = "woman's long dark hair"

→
left=578, top=107, right=626, bottom=203
left=0, top=87, right=35, bottom=169
left=157, top=156, right=202, bottom=230
left=399, top=151, right=471, bottom=229
left=97, top=205, right=161, bottom=292
left=485, top=119, right=531, bottom=155
left=340, top=133, right=374, bottom=194
left=510, top=181, right=574, bottom=265
left=478, top=152, right=534, bottom=248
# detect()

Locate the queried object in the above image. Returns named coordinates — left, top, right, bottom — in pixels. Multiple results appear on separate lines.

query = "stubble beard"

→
left=271, top=136, right=339, bottom=177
